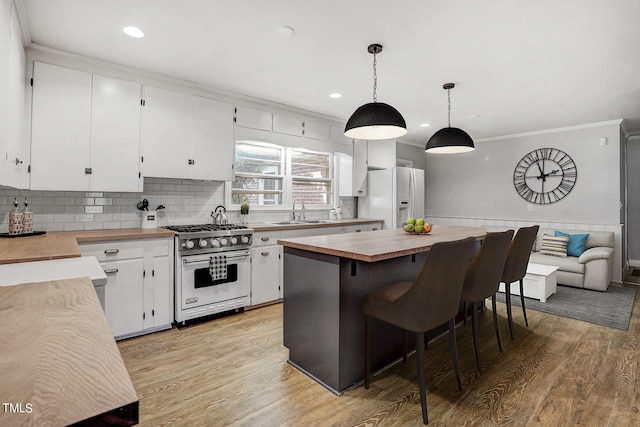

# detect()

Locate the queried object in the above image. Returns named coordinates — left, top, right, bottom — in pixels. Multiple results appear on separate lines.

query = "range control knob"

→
left=230, top=236, right=239, bottom=245
left=184, top=240, right=195, bottom=249
left=219, top=237, right=229, bottom=246
left=210, top=238, right=220, bottom=247
left=241, top=235, right=250, bottom=244
left=199, top=239, right=208, bottom=248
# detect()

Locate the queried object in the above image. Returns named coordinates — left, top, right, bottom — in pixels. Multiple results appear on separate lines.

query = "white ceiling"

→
left=19, top=0, right=640, bottom=144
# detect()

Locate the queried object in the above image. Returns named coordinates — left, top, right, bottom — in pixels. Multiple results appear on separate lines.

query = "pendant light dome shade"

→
left=425, top=83, right=475, bottom=153
left=345, top=44, right=407, bottom=140
left=344, top=102, right=407, bottom=139
left=424, top=127, right=475, bottom=153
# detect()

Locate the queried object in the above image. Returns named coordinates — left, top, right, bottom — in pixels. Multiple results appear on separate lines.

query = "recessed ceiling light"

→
left=329, top=93, right=342, bottom=99
left=123, top=26, right=144, bottom=38
left=420, top=123, right=430, bottom=127
left=275, top=26, right=295, bottom=38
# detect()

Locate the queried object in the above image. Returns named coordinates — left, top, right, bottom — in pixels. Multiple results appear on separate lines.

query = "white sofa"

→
left=528, top=228, right=614, bottom=292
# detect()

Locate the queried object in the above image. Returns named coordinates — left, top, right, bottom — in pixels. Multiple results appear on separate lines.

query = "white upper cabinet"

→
left=235, top=106, right=272, bottom=131
left=273, top=113, right=303, bottom=136
left=334, top=152, right=353, bottom=198
left=30, top=61, right=92, bottom=191
left=5, top=4, right=29, bottom=189
left=140, top=86, right=192, bottom=179
left=90, top=75, right=142, bottom=191
left=30, top=62, right=142, bottom=192
left=192, top=96, right=234, bottom=181
left=353, top=139, right=368, bottom=196
left=0, top=0, right=11, bottom=184
left=367, top=139, right=396, bottom=169
left=304, top=119, right=331, bottom=141
left=140, top=88, right=235, bottom=181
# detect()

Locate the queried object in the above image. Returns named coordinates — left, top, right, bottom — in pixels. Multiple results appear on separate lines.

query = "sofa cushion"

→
left=530, top=252, right=585, bottom=274
left=555, top=231, right=589, bottom=257
left=535, top=229, right=614, bottom=252
left=539, top=234, right=569, bottom=257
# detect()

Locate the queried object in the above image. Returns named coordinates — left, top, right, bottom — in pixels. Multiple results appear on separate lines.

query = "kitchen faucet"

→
left=291, top=198, right=306, bottom=222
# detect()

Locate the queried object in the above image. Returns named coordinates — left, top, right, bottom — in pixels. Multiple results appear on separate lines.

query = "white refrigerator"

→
left=357, top=167, right=425, bottom=229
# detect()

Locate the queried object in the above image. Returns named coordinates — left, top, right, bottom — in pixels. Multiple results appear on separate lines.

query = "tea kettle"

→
left=211, top=205, right=228, bottom=225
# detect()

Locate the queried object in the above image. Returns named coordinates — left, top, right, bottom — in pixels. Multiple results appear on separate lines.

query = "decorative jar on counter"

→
left=8, top=198, right=24, bottom=235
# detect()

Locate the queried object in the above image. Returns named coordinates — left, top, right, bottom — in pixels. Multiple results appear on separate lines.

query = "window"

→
left=232, top=142, right=284, bottom=206
left=290, top=149, right=332, bottom=206
left=230, top=141, right=333, bottom=209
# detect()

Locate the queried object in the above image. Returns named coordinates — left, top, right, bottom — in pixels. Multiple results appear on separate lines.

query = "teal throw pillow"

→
left=555, top=231, right=589, bottom=257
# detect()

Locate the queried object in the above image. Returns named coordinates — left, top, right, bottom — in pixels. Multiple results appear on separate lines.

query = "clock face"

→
left=513, top=148, right=577, bottom=204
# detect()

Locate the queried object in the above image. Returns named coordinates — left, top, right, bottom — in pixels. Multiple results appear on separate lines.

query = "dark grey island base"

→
left=280, top=226, right=486, bottom=395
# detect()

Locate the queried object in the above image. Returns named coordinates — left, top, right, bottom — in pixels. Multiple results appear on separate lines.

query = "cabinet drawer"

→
left=253, top=231, right=281, bottom=247
left=80, top=240, right=144, bottom=261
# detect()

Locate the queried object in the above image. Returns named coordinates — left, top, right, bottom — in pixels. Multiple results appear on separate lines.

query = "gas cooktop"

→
left=164, top=224, right=248, bottom=233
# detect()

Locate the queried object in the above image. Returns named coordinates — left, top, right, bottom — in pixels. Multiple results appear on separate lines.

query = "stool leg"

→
left=403, top=330, right=408, bottom=364
left=448, top=318, right=462, bottom=391
left=416, top=332, right=429, bottom=425
left=471, top=302, right=481, bottom=372
left=519, top=278, right=529, bottom=327
left=463, top=301, right=468, bottom=325
left=491, top=294, right=503, bottom=352
left=505, top=281, right=515, bottom=340
left=365, top=316, right=371, bottom=389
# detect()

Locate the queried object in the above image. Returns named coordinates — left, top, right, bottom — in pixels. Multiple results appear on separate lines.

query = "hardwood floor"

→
left=118, top=284, right=640, bottom=426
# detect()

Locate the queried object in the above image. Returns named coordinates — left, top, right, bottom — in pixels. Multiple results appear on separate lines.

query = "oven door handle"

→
left=182, top=251, right=250, bottom=265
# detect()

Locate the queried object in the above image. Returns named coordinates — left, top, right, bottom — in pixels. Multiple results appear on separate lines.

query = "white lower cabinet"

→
left=250, top=244, right=283, bottom=306
left=80, top=237, right=173, bottom=339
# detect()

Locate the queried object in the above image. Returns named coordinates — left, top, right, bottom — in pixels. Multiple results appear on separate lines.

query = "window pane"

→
left=234, top=142, right=284, bottom=207
left=291, top=151, right=331, bottom=179
left=292, top=180, right=332, bottom=205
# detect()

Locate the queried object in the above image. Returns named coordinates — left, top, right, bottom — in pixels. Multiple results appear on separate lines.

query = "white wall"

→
left=627, top=137, right=640, bottom=266
left=425, top=121, right=624, bottom=282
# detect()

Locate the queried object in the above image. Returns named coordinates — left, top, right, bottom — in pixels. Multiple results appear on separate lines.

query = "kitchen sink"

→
left=270, top=220, right=338, bottom=225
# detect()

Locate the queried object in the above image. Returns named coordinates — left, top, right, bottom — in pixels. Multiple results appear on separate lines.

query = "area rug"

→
left=495, top=285, right=637, bottom=331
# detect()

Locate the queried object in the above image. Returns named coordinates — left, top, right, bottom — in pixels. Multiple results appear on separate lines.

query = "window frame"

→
left=227, top=141, right=334, bottom=211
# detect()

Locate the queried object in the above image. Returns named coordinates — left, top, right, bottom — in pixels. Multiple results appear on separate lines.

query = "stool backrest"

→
left=462, top=230, right=515, bottom=302
left=502, top=225, right=540, bottom=284
left=395, top=237, right=477, bottom=331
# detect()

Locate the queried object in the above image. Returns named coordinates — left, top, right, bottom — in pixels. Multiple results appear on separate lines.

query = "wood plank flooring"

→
left=118, top=283, right=640, bottom=426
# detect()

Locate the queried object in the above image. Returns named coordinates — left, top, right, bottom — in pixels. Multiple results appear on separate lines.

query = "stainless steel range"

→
left=165, top=224, right=253, bottom=325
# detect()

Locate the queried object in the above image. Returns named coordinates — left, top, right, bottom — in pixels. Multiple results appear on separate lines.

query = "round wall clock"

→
left=513, top=148, right=577, bottom=204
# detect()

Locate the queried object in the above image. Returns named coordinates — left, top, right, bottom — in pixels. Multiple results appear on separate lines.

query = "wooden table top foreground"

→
left=277, top=225, right=487, bottom=262
left=0, top=277, right=138, bottom=426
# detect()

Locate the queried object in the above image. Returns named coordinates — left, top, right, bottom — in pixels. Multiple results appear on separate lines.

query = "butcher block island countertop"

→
left=277, top=225, right=487, bottom=262
left=0, top=277, right=138, bottom=426
left=0, top=228, right=175, bottom=265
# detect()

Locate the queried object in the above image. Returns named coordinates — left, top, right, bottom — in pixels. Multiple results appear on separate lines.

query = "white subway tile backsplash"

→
left=55, top=197, right=76, bottom=205
left=85, top=206, right=104, bottom=214
left=85, top=192, right=104, bottom=197
left=64, top=206, right=85, bottom=214
left=76, top=198, right=94, bottom=205
left=95, top=198, right=113, bottom=206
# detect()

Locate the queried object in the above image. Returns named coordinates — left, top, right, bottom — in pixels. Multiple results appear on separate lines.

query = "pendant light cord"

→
left=372, top=52, right=378, bottom=103
left=447, top=87, right=451, bottom=128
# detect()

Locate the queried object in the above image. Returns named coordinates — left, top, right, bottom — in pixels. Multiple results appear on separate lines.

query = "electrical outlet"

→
left=527, top=204, right=533, bottom=212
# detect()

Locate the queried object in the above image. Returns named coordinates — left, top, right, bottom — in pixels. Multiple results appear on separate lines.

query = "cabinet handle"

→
left=261, top=251, right=270, bottom=256
left=261, top=237, right=270, bottom=242
left=104, top=268, right=119, bottom=274
left=85, top=167, right=92, bottom=175
left=188, top=159, right=195, bottom=165
left=104, top=249, right=119, bottom=254
left=355, top=229, right=362, bottom=232
left=372, top=228, right=378, bottom=231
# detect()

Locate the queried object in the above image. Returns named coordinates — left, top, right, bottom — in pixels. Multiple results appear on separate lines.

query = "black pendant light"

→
left=344, top=44, right=407, bottom=140
left=425, top=83, right=475, bottom=153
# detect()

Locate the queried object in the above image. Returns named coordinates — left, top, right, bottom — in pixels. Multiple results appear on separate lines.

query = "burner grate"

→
left=164, top=224, right=248, bottom=233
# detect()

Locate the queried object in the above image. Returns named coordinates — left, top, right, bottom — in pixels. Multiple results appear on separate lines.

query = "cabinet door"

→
left=367, top=139, right=396, bottom=169
left=140, top=86, right=192, bottom=179
left=102, top=258, right=145, bottom=338
left=235, top=106, right=272, bottom=131
left=304, top=119, right=331, bottom=141
left=30, top=61, right=92, bottom=190
left=90, top=75, right=141, bottom=191
left=192, top=96, right=234, bottom=181
left=5, top=7, right=29, bottom=189
left=273, top=113, right=303, bottom=136
left=251, top=245, right=282, bottom=305
left=335, top=153, right=353, bottom=197
left=352, top=139, right=368, bottom=196
left=0, top=0, right=10, bottom=184
left=150, top=253, right=172, bottom=329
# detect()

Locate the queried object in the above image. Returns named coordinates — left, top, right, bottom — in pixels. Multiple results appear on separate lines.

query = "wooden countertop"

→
left=248, top=218, right=383, bottom=232
left=278, top=225, right=487, bottom=262
left=0, top=228, right=175, bottom=265
left=0, top=277, right=138, bottom=426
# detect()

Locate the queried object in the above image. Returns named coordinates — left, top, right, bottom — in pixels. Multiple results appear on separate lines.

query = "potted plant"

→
left=240, top=198, right=250, bottom=223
